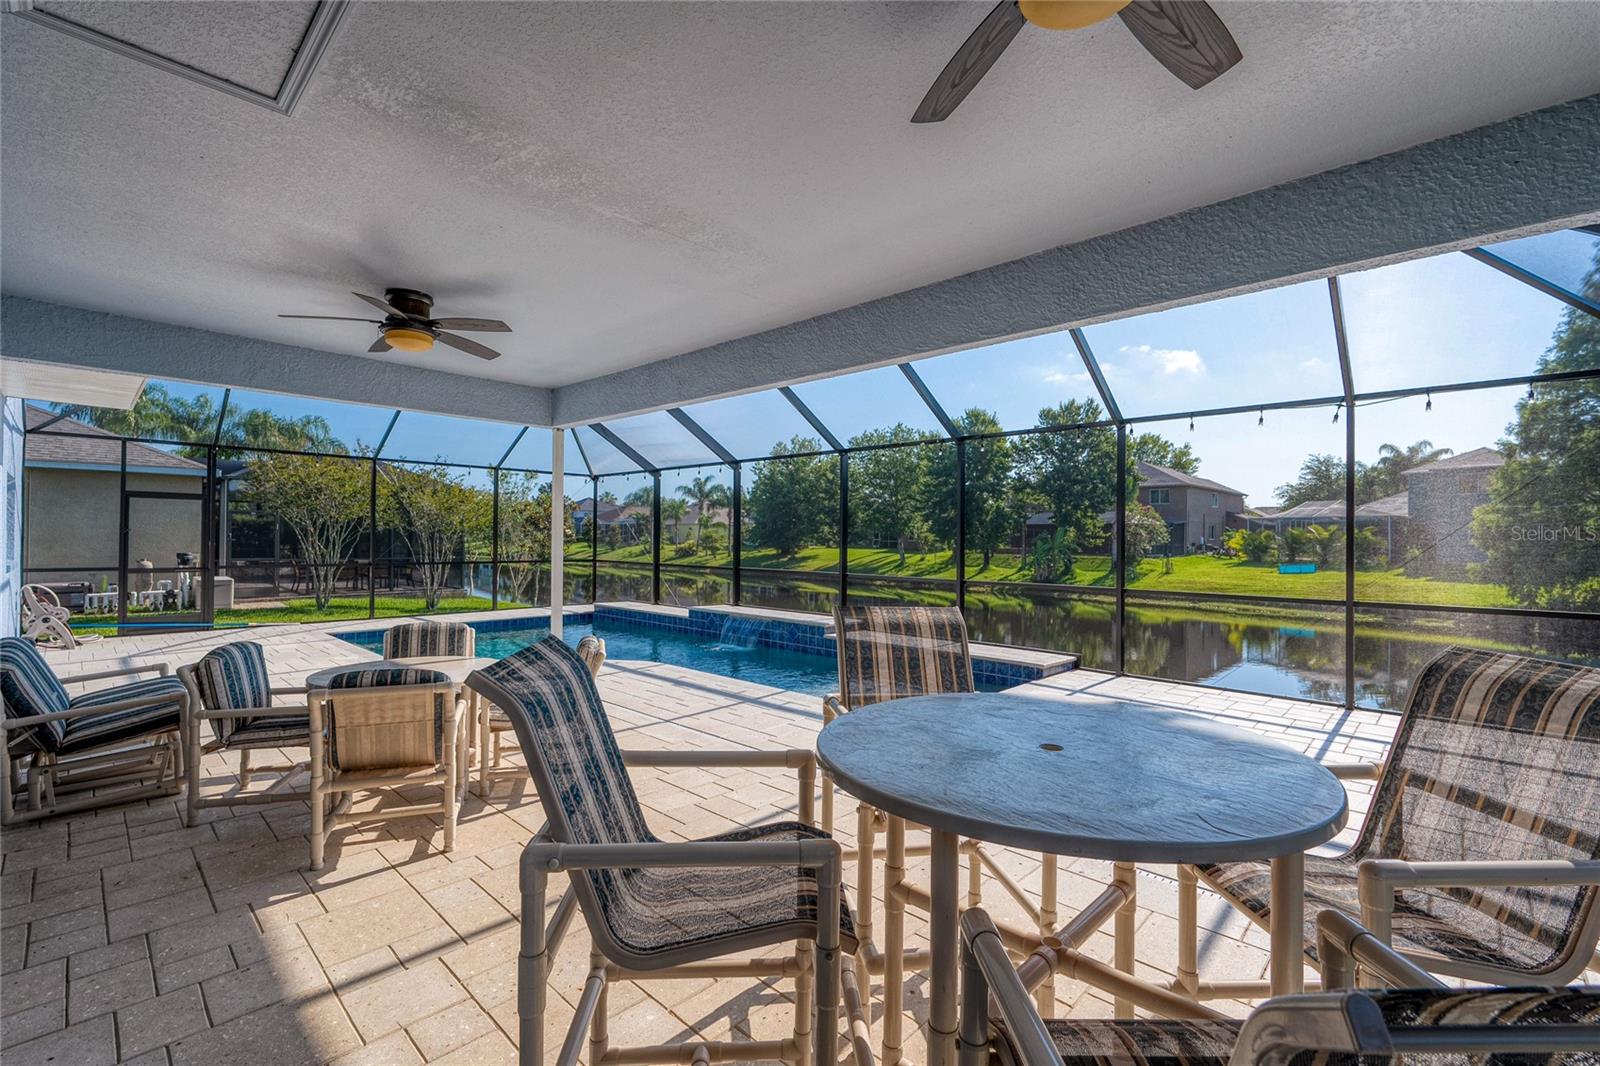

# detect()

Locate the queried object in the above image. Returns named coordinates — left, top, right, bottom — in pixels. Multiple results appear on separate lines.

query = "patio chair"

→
left=822, top=604, right=1067, bottom=1042
left=306, top=666, right=464, bottom=870
left=1, top=636, right=187, bottom=825
left=476, top=630, right=605, bottom=793
left=1177, top=646, right=1600, bottom=1001
left=20, top=583, right=99, bottom=648
left=959, top=906, right=1600, bottom=1066
left=176, top=640, right=311, bottom=827
left=465, top=637, right=872, bottom=1066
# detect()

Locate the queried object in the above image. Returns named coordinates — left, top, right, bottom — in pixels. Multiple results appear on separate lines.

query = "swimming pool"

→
left=339, top=619, right=846, bottom=694
left=335, top=608, right=1054, bottom=695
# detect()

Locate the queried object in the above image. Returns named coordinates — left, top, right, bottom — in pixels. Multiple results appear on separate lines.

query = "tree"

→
left=1123, top=503, right=1170, bottom=572
left=380, top=465, right=491, bottom=610
left=746, top=437, right=837, bottom=556
left=1225, top=528, right=1277, bottom=562
left=1474, top=251, right=1600, bottom=609
left=1129, top=433, right=1199, bottom=474
left=924, top=409, right=1018, bottom=570
left=661, top=498, right=688, bottom=543
left=1366, top=440, right=1452, bottom=500
left=848, top=424, right=932, bottom=566
left=52, top=386, right=344, bottom=457
left=1276, top=454, right=1346, bottom=508
left=677, top=474, right=730, bottom=546
left=1020, top=400, right=1117, bottom=556
left=245, top=453, right=368, bottom=610
left=498, top=475, right=573, bottom=607
left=1302, top=523, right=1342, bottom=568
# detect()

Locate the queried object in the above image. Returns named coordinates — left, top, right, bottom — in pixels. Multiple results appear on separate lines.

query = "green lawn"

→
left=595, top=544, right=1514, bottom=606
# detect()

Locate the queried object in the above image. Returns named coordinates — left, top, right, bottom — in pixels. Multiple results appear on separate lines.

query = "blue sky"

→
left=109, top=233, right=1593, bottom=508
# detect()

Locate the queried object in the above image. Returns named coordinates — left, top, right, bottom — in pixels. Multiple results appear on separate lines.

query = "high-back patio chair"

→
left=177, top=641, right=310, bottom=827
left=382, top=619, right=476, bottom=658
left=2, top=636, right=186, bottom=824
left=824, top=604, right=1069, bottom=1046
left=466, top=637, right=868, bottom=1066
left=305, top=666, right=464, bottom=870
left=1180, top=646, right=1600, bottom=999
left=959, top=906, right=1600, bottom=1066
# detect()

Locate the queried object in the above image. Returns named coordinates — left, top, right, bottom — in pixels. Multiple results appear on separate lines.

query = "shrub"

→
left=1225, top=528, right=1276, bottom=562
left=1028, top=529, right=1076, bottom=582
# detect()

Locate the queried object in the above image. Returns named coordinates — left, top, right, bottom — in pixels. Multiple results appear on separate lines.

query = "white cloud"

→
left=1042, top=368, right=1091, bottom=385
left=1120, top=344, right=1204, bottom=375
left=1300, top=356, right=1325, bottom=370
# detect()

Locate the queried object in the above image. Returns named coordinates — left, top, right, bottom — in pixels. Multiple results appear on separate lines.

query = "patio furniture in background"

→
left=959, top=906, right=1600, bottom=1066
left=20, top=583, right=98, bottom=647
left=306, top=666, right=464, bottom=869
left=1183, top=646, right=1600, bottom=1000
left=817, top=692, right=1349, bottom=1066
left=822, top=605, right=1067, bottom=1037
left=177, top=640, right=311, bottom=827
left=1, top=636, right=187, bottom=824
left=84, top=587, right=118, bottom=613
left=466, top=637, right=871, bottom=1066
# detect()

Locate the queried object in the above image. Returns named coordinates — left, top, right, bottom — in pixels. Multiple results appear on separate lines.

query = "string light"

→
left=1528, top=382, right=1536, bottom=401
left=1257, top=409, right=1264, bottom=427
left=1189, top=415, right=1195, bottom=432
left=1425, top=392, right=1432, bottom=412
left=1332, top=404, right=1341, bottom=424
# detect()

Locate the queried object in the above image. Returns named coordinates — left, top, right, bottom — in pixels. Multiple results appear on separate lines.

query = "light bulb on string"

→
left=1332, top=404, right=1340, bottom=424
left=1257, top=409, right=1264, bottom=427
left=1189, top=415, right=1195, bottom=432
left=1425, top=392, right=1432, bottom=412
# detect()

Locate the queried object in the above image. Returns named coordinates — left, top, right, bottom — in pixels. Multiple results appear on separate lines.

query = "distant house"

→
left=1250, top=447, right=1505, bottom=571
left=1027, top=461, right=1249, bottom=555
left=1134, top=461, right=1248, bottom=554
left=22, top=404, right=206, bottom=588
left=1402, top=447, right=1504, bottom=574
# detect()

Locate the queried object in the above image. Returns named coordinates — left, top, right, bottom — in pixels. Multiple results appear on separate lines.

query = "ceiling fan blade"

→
left=1117, top=1, right=1241, bottom=89
left=353, top=291, right=406, bottom=317
left=436, top=331, right=502, bottom=361
left=278, top=314, right=383, bottom=323
left=912, top=0, right=1027, bottom=123
left=368, top=337, right=392, bottom=353
left=430, top=317, right=512, bottom=333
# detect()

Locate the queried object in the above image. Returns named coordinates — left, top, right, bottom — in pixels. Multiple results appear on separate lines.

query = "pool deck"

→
left=2, top=608, right=1513, bottom=1065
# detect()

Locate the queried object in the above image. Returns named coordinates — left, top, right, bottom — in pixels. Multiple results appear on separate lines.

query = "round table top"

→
left=306, top=655, right=498, bottom=689
left=815, top=693, right=1348, bottom=863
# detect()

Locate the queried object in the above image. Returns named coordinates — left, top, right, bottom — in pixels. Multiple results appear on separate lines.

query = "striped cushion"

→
left=1021, top=1018, right=1240, bottom=1066
left=226, top=715, right=311, bottom=750
left=1, top=637, right=71, bottom=755
left=470, top=638, right=855, bottom=961
left=834, top=605, right=974, bottom=709
left=324, top=667, right=450, bottom=770
left=1203, top=647, right=1600, bottom=978
left=1009, top=988, right=1600, bottom=1066
left=61, top=676, right=185, bottom=753
left=191, top=641, right=273, bottom=744
left=383, top=621, right=475, bottom=659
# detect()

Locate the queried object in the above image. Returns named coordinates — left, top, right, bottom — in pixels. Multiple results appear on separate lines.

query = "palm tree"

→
left=661, top=498, right=689, bottom=543
left=1369, top=440, right=1453, bottom=500
left=677, top=475, right=730, bottom=544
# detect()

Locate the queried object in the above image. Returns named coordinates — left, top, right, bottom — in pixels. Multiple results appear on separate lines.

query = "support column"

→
left=551, top=428, right=565, bottom=640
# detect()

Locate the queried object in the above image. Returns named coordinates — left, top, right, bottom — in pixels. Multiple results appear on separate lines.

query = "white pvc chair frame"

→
left=1173, top=759, right=1600, bottom=1000
left=175, top=663, right=311, bottom=827
left=1, top=660, right=185, bottom=825
left=20, top=584, right=98, bottom=649
left=514, top=747, right=874, bottom=1066
left=305, top=678, right=465, bottom=870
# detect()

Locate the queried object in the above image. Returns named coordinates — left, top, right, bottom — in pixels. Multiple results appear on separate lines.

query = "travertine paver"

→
left=2, top=609, right=1567, bottom=1064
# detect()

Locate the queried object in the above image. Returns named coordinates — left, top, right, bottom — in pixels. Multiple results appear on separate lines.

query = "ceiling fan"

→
left=912, top=0, right=1242, bottom=124
left=279, top=289, right=511, bottom=360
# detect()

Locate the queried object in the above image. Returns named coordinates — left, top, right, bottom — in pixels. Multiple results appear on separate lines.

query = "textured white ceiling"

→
left=32, top=1, right=317, bottom=95
left=4, top=1, right=1599, bottom=390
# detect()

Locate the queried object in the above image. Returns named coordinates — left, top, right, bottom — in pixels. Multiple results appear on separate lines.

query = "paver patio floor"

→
left=4, top=612, right=1519, bottom=1065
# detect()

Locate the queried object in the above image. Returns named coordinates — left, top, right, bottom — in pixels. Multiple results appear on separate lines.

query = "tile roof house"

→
left=1134, top=461, right=1249, bottom=554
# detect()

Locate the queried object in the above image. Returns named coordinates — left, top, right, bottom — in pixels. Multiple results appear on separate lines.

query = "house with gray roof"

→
left=1134, top=461, right=1249, bottom=554
left=22, top=404, right=206, bottom=591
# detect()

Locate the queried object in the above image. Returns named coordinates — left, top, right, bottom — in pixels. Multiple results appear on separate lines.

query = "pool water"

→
left=343, top=621, right=845, bottom=695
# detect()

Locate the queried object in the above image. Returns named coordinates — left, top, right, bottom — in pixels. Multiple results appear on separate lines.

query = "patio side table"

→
left=816, top=692, right=1348, bottom=1066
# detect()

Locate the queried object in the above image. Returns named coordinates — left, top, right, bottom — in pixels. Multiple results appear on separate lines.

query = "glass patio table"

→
left=815, top=692, right=1348, bottom=1066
